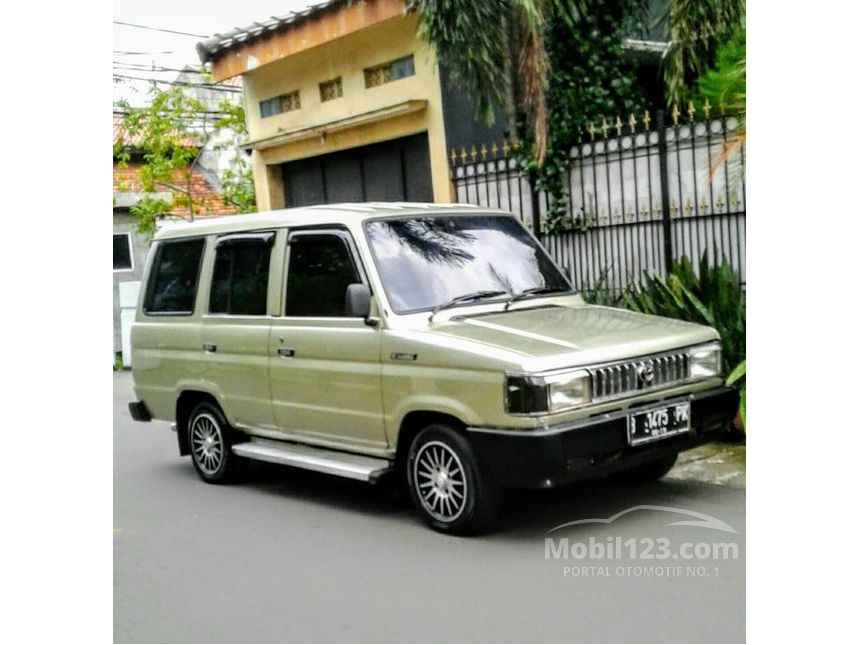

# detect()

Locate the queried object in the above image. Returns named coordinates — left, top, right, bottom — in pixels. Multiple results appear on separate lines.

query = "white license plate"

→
left=627, top=402, right=691, bottom=446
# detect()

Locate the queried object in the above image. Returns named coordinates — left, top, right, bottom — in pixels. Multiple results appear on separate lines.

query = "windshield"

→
left=364, top=214, right=572, bottom=314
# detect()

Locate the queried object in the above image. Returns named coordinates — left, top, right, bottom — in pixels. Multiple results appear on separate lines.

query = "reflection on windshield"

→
left=365, top=215, right=571, bottom=313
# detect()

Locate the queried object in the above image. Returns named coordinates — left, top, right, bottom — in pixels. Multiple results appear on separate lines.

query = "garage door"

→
left=281, top=132, right=433, bottom=207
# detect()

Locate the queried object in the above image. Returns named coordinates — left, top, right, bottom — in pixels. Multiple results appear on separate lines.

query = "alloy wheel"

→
left=413, top=440, right=468, bottom=522
left=191, top=413, right=224, bottom=475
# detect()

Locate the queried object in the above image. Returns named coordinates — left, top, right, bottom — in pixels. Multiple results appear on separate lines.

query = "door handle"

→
left=202, top=343, right=217, bottom=353
left=277, top=347, right=295, bottom=358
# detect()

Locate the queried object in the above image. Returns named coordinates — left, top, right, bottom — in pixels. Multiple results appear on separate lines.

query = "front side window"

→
left=144, top=238, right=205, bottom=314
left=285, top=233, right=361, bottom=317
left=364, top=215, right=571, bottom=313
left=209, top=237, right=272, bottom=315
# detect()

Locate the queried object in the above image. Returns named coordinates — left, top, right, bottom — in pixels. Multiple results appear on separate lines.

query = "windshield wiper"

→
left=504, top=286, right=570, bottom=310
left=428, top=290, right=508, bottom=321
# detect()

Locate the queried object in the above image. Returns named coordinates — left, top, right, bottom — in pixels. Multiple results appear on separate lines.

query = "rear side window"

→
left=144, top=238, right=205, bottom=314
left=286, top=233, right=361, bottom=317
left=209, top=238, right=272, bottom=315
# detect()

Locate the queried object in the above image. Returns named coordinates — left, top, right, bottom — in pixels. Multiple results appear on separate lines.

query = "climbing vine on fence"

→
left=524, top=0, right=648, bottom=233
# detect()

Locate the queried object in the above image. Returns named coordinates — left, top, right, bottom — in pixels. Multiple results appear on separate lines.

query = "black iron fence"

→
left=450, top=107, right=746, bottom=292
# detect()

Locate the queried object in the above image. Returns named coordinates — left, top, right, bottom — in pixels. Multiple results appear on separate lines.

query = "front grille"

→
left=591, top=349, right=691, bottom=402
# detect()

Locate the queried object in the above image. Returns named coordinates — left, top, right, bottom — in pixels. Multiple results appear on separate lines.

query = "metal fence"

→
left=450, top=108, right=746, bottom=292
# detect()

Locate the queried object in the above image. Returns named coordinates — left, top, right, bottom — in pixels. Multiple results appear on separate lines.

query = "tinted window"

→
left=365, top=215, right=571, bottom=313
left=209, top=239, right=272, bottom=315
left=144, top=238, right=205, bottom=314
left=113, top=234, right=132, bottom=270
left=286, top=234, right=361, bottom=317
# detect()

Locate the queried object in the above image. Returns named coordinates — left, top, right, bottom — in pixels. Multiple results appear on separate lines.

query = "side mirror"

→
left=344, top=283, right=372, bottom=319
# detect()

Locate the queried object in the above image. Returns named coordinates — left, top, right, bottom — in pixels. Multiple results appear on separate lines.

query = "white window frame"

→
left=113, top=232, right=134, bottom=273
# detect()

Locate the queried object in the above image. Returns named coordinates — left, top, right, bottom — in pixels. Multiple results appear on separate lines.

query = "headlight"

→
left=505, top=370, right=591, bottom=415
left=690, top=342, right=722, bottom=378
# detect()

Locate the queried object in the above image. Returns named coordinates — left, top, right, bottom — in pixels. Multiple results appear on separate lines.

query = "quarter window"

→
left=285, top=233, right=361, bottom=317
left=113, top=233, right=132, bottom=270
left=209, top=237, right=273, bottom=315
left=144, top=238, right=205, bottom=314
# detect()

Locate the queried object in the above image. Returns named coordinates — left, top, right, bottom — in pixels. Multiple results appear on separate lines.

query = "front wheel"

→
left=407, top=424, right=500, bottom=535
left=188, top=401, right=248, bottom=484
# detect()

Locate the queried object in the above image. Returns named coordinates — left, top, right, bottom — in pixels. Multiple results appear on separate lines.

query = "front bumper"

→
left=466, top=386, right=738, bottom=489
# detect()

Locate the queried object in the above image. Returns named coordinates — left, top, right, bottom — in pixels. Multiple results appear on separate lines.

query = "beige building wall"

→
left=240, top=12, right=451, bottom=210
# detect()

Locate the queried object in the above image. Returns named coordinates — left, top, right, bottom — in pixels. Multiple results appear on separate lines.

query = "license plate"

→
left=627, top=402, right=691, bottom=446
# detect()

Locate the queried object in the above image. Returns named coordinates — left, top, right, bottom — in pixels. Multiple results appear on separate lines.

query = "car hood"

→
left=431, top=303, right=718, bottom=370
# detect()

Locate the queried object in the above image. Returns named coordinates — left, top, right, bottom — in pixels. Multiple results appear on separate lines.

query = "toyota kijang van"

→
left=129, top=203, right=737, bottom=534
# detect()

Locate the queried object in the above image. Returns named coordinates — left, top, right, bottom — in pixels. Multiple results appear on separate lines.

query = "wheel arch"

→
left=393, top=410, right=467, bottom=484
left=175, top=390, right=221, bottom=456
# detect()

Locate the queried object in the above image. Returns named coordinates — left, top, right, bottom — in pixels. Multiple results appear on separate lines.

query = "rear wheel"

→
left=407, top=424, right=500, bottom=535
left=612, top=453, right=678, bottom=483
left=188, top=401, right=248, bottom=484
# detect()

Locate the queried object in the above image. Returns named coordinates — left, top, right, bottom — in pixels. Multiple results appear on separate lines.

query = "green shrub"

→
left=582, top=254, right=746, bottom=431
left=620, top=255, right=745, bottom=375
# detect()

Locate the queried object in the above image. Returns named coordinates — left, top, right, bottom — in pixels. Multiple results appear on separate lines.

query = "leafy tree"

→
left=114, top=76, right=255, bottom=236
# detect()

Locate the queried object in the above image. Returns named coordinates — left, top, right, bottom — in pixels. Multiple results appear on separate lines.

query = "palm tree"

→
left=408, top=1, right=587, bottom=166
left=663, top=0, right=745, bottom=106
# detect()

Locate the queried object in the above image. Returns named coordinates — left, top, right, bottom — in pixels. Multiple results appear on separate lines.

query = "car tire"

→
left=188, top=401, right=248, bottom=484
left=406, top=424, right=501, bottom=535
left=611, top=453, right=678, bottom=483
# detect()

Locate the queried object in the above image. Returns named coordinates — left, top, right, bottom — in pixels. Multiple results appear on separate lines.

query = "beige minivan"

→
left=129, top=203, right=737, bottom=534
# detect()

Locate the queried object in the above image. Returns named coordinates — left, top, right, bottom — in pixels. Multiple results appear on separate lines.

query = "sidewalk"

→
left=666, top=442, right=746, bottom=488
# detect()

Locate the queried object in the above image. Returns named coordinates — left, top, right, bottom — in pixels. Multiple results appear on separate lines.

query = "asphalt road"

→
left=114, top=372, right=745, bottom=643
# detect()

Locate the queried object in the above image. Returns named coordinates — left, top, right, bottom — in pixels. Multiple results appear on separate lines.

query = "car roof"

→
left=153, top=202, right=510, bottom=240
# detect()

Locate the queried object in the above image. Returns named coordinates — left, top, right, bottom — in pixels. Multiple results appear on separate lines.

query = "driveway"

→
left=114, top=372, right=744, bottom=643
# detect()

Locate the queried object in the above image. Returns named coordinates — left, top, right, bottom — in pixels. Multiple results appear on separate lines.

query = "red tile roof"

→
left=113, top=111, right=199, bottom=149
left=114, top=162, right=237, bottom=217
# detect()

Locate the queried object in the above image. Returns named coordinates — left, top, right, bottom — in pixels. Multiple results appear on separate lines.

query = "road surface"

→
left=114, top=372, right=744, bottom=643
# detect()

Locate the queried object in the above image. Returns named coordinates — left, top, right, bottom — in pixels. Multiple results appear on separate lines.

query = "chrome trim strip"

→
left=232, top=437, right=393, bottom=482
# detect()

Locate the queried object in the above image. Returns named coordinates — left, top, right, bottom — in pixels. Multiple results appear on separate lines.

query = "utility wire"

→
left=113, top=74, right=242, bottom=93
left=114, top=63, right=206, bottom=74
left=114, top=49, right=178, bottom=56
left=113, top=21, right=209, bottom=38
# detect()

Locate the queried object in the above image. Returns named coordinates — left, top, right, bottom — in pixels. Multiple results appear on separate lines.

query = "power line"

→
left=113, top=49, right=178, bottom=56
left=113, top=74, right=242, bottom=93
left=114, top=63, right=205, bottom=74
left=113, top=21, right=209, bottom=38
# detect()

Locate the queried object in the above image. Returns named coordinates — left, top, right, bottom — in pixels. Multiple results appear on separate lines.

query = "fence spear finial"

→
left=460, top=146, right=467, bottom=164
left=702, top=99, right=711, bottom=119
left=642, top=110, right=651, bottom=130
left=628, top=113, right=637, bottom=133
left=501, top=139, right=510, bottom=157
left=450, top=148, right=457, bottom=165
left=671, top=104, right=680, bottom=125
left=470, top=145, right=477, bottom=162
left=600, top=117, right=609, bottom=138
left=687, top=101, right=695, bottom=121
left=491, top=141, right=498, bottom=158
left=587, top=121, right=595, bottom=141
left=480, top=143, right=487, bottom=160
left=614, top=116, right=623, bottom=136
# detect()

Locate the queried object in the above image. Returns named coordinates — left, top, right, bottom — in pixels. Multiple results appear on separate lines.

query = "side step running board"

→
left=232, top=437, right=392, bottom=483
